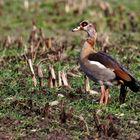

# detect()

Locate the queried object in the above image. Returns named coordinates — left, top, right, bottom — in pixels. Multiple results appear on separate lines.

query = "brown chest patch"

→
left=86, top=38, right=96, bottom=46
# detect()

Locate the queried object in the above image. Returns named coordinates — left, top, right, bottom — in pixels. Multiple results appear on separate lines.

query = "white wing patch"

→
left=89, top=61, right=106, bottom=69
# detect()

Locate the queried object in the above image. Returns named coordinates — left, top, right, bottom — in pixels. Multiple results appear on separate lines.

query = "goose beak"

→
left=72, top=26, right=81, bottom=32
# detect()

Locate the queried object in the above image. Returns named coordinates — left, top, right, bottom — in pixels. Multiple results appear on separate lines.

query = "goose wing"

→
left=88, top=51, right=133, bottom=82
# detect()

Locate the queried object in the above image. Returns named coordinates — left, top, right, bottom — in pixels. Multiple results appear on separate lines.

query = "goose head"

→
left=72, top=20, right=97, bottom=39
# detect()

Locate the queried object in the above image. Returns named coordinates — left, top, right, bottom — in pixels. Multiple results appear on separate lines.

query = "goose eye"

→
left=81, top=21, right=88, bottom=27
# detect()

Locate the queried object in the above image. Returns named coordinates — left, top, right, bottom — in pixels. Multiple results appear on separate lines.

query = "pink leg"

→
left=104, top=88, right=109, bottom=104
left=100, top=85, right=105, bottom=104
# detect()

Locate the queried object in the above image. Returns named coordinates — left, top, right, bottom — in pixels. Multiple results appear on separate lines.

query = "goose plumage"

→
left=72, top=20, right=139, bottom=104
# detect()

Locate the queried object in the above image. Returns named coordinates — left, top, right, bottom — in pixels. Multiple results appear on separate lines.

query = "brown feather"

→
left=87, top=38, right=96, bottom=46
left=114, top=69, right=131, bottom=81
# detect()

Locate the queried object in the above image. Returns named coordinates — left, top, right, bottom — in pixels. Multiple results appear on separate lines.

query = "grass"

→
left=0, top=0, right=140, bottom=139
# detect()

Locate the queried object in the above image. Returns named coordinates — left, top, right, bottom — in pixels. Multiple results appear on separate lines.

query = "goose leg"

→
left=104, top=87, right=109, bottom=104
left=119, top=84, right=127, bottom=104
left=100, top=85, right=105, bottom=104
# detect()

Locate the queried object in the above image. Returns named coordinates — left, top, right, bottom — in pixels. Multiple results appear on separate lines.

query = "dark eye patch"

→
left=81, top=21, right=88, bottom=27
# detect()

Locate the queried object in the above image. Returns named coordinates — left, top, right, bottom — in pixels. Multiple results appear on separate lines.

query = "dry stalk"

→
left=50, top=66, right=56, bottom=80
left=48, top=66, right=57, bottom=88
left=30, top=44, right=34, bottom=60
left=28, top=23, right=39, bottom=61
left=48, top=73, right=53, bottom=88
left=48, top=68, right=71, bottom=88
left=37, top=65, right=44, bottom=87
left=58, top=71, right=62, bottom=87
left=24, top=0, right=29, bottom=10
left=61, top=71, right=69, bottom=87
left=84, top=75, right=90, bottom=93
left=4, top=36, right=12, bottom=48
left=47, top=38, right=52, bottom=48
left=26, top=58, right=37, bottom=87
left=16, top=36, right=23, bottom=49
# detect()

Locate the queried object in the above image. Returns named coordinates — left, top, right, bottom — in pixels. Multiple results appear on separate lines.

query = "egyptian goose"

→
left=72, top=20, right=139, bottom=104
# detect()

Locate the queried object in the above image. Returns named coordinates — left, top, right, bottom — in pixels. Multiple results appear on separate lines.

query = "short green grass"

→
left=0, top=0, right=140, bottom=139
